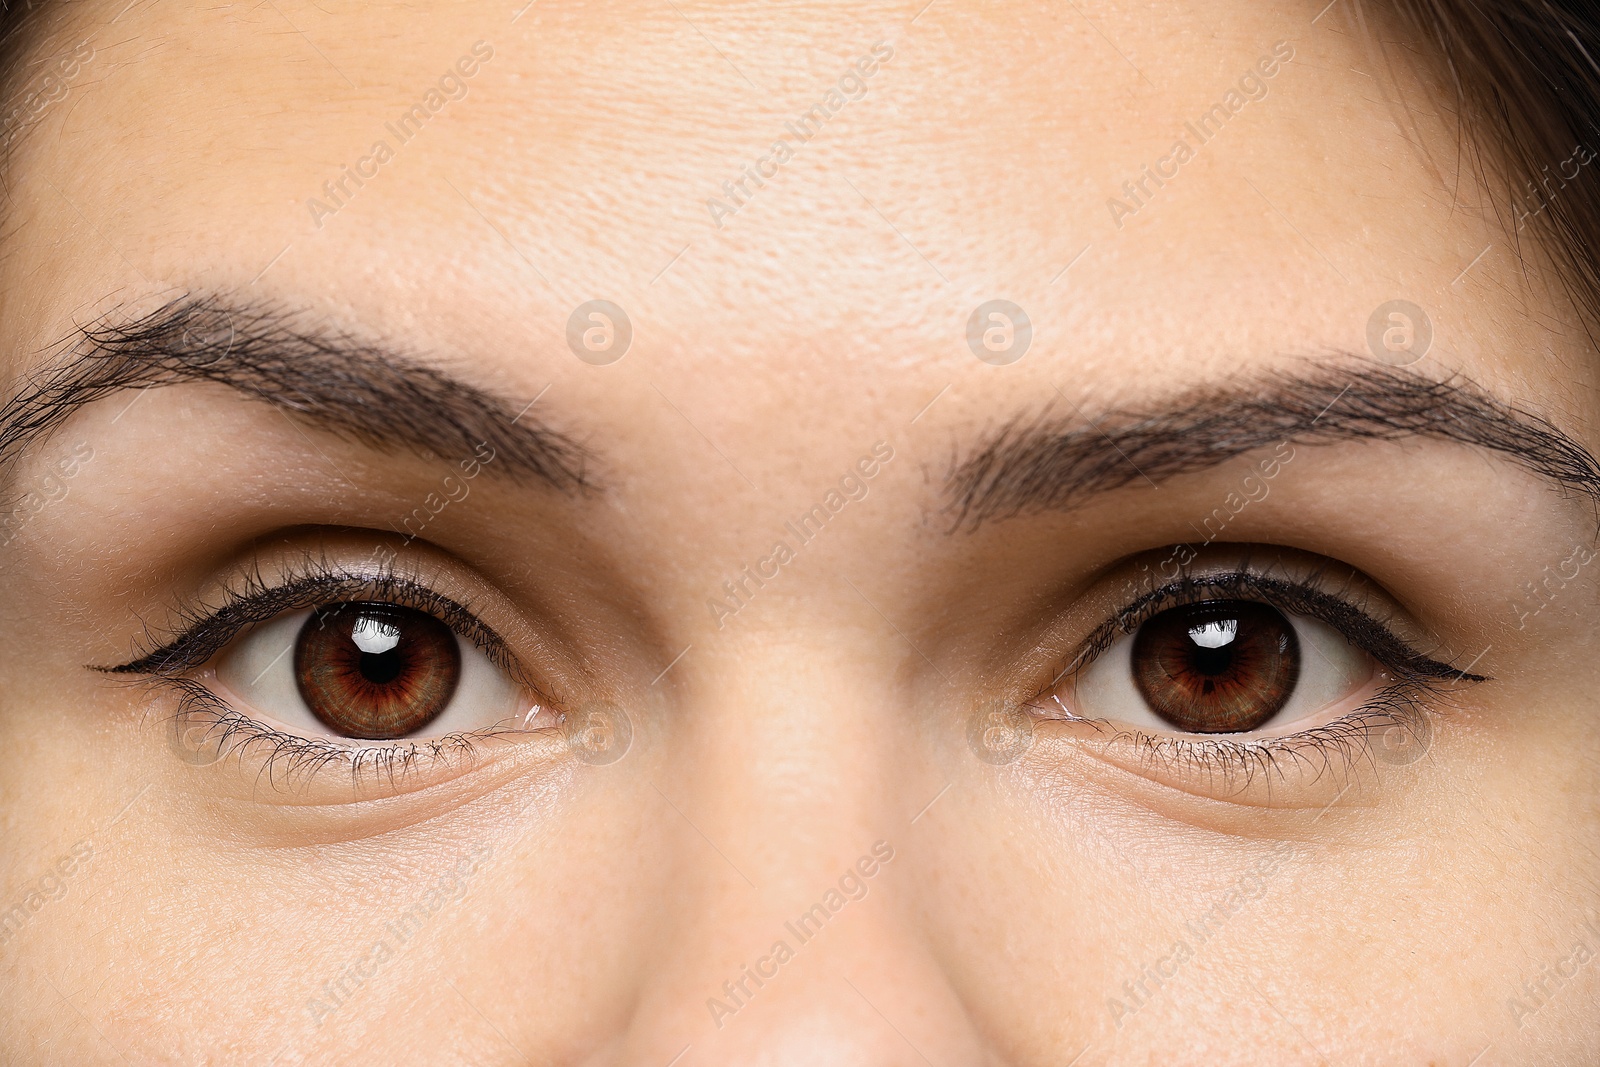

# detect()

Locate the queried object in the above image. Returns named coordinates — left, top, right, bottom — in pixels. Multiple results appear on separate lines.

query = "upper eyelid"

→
left=1050, top=570, right=1488, bottom=691
left=96, top=568, right=521, bottom=682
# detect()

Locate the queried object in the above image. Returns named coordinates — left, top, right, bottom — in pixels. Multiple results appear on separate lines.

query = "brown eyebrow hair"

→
left=0, top=296, right=594, bottom=489
left=946, top=361, right=1600, bottom=530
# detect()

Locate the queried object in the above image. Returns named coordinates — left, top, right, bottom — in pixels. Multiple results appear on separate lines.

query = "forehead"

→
left=0, top=0, right=1567, bottom=420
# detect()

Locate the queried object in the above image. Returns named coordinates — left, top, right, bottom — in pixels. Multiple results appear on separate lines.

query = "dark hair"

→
left=1382, top=1, right=1600, bottom=329
left=1, top=1, right=1598, bottom=325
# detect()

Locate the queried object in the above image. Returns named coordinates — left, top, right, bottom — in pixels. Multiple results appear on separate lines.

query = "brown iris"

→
left=293, top=603, right=461, bottom=739
left=1130, top=600, right=1300, bottom=733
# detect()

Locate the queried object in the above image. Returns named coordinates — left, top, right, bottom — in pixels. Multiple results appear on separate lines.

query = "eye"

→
left=212, top=601, right=531, bottom=741
left=1068, top=598, right=1375, bottom=735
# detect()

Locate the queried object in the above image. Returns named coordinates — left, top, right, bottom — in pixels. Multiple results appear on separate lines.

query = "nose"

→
left=603, top=636, right=993, bottom=1066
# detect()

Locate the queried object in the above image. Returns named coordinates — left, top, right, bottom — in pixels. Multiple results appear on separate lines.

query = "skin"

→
left=0, top=0, right=1597, bottom=1063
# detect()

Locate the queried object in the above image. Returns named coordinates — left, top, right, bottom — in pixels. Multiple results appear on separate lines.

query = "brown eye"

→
left=1130, top=600, right=1300, bottom=733
left=293, top=603, right=462, bottom=739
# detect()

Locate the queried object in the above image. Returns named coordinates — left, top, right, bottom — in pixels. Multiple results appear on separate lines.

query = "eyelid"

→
left=96, top=560, right=525, bottom=687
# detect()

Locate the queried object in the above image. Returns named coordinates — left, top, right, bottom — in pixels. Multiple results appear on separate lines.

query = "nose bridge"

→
left=611, top=631, right=990, bottom=1065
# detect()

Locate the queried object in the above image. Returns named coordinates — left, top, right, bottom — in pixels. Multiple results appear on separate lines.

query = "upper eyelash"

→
left=1048, top=567, right=1490, bottom=693
left=95, top=555, right=524, bottom=683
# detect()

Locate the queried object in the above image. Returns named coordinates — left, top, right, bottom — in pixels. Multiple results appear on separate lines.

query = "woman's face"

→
left=1, top=0, right=1596, bottom=1063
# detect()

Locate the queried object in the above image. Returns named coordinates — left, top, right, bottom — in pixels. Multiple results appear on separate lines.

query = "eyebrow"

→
left=0, top=296, right=594, bottom=489
left=947, top=362, right=1600, bottom=529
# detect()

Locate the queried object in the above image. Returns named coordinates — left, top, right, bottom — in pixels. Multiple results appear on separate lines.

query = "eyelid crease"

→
left=94, top=554, right=526, bottom=688
left=1045, top=565, right=1490, bottom=697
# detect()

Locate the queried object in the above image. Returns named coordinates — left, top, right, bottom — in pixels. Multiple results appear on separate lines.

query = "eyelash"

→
left=99, top=557, right=545, bottom=783
left=1028, top=566, right=1488, bottom=783
left=101, top=557, right=1488, bottom=789
left=160, top=679, right=508, bottom=785
left=105, top=558, right=522, bottom=678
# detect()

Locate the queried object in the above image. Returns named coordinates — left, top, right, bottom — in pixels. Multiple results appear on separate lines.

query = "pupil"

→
left=1190, top=643, right=1236, bottom=677
left=358, top=646, right=405, bottom=685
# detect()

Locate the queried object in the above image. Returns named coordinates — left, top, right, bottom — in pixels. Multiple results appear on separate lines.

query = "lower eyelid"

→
left=152, top=679, right=565, bottom=811
left=1027, top=685, right=1441, bottom=814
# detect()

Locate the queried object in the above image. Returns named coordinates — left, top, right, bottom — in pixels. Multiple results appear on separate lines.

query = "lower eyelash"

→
left=155, top=678, right=532, bottom=789
left=1030, top=683, right=1442, bottom=792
